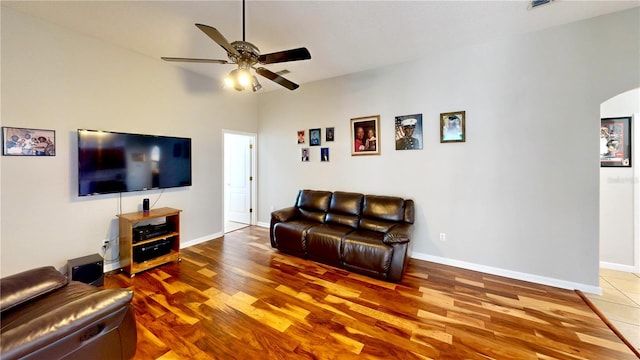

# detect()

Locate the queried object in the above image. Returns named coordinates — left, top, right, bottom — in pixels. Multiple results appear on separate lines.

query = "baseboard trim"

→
left=181, top=232, right=224, bottom=249
left=104, top=261, right=121, bottom=273
left=600, top=261, right=639, bottom=273
left=411, top=251, right=602, bottom=295
left=102, top=232, right=225, bottom=274
left=109, top=225, right=602, bottom=294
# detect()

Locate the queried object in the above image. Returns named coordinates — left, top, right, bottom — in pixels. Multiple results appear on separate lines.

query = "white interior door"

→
left=224, top=133, right=252, bottom=224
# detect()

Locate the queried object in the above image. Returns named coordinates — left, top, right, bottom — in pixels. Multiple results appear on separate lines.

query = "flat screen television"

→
left=78, top=129, right=192, bottom=196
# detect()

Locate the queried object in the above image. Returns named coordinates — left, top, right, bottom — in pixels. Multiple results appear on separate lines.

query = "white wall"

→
left=600, top=88, right=639, bottom=271
left=257, top=8, right=640, bottom=291
left=0, top=7, right=258, bottom=276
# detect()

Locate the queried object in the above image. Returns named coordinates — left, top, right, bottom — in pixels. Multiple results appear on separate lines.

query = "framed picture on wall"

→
left=321, top=147, right=330, bottom=162
left=395, top=114, right=423, bottom=150
left=440, top=111, right=466, bottom=143
left=309, top=128, right=321, bottom=146
left=351, top=115, right=380, bottom=156
left=301, top=148, right=309, bottom=162
left=2, top=126, right=56, bottom=156
left=297, top=130, right=305, bottom=144
left=601, top=117, right=632, bottom=167
left=325, top=127, right=334, bottom=142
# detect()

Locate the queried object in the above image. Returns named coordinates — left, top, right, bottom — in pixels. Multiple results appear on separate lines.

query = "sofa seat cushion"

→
left=273, top=220, right=318, bottom=257
left=342, top=230, right=393, bottom=276
left=306, top=224, right=354, bottom=267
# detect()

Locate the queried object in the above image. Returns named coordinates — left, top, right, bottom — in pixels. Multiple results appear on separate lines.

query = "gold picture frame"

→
left=351, top=115, right=380, bottom=156
left=440, top=111, right=466, bottom=143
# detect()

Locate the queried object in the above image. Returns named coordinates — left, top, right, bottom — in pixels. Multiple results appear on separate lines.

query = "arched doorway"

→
left=599, top=87, right=639, bottom=273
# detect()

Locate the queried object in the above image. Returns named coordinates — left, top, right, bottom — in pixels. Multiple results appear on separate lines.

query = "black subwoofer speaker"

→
left=68, top=253, right=104, bottom=287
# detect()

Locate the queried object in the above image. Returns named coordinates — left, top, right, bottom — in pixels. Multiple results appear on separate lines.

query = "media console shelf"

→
left=118, top=207, right=181, bottom=277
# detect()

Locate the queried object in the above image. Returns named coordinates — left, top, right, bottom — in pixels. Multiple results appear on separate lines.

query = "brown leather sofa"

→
left=270, top=190, right=414, bottom=282
left=0, top=266, right=137, bottom=360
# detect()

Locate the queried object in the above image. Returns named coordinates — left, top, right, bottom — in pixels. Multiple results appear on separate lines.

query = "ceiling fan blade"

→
left=161, top=57, right=229, bottom=64
left=258, top=47, right=311, bottom=64
left=256, top=67, right=299, bottom=90
left=195, top=23, right=241, bottom=57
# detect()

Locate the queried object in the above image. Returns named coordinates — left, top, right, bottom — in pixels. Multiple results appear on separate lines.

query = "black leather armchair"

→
left=0, top=266, right=137, bottom=360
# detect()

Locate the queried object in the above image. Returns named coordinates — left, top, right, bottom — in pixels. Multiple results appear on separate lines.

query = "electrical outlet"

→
left=439, top=233, right=447, bottom=242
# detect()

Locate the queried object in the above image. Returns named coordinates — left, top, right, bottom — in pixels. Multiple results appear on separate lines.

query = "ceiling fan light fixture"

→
left=237, top=69, right=252, bottom=87
left=224, top=68, right=251, bottom=91
left=251, top=75, right=262, bottom=92
left=223, top=73, right=235, bottom=88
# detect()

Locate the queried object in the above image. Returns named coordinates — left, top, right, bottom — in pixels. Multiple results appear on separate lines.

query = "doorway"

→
left=223, top=131, right=256, bottom=233
left=599, top=88, right=639, bottom=273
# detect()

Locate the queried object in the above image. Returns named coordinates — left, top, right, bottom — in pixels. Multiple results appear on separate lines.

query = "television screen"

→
left=78, top=129, right=192, bottom=196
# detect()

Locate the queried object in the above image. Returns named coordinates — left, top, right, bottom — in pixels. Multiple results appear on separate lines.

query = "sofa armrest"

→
left=0, top=266, right=67, bottom=313
left=270, top=206, right=299, bottom=247
left=1, top=288, right=134, bottom=360
left=271, top=206, right=299, bottom=223
left=383, top=223, right=413, bottom=245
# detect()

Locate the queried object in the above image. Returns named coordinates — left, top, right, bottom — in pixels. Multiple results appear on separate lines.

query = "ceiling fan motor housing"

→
left=229, top=41, right=260, bottom=65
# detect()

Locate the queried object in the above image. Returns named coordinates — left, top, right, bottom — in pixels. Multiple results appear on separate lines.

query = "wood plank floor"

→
left=104, top=226, right=637, bottom=359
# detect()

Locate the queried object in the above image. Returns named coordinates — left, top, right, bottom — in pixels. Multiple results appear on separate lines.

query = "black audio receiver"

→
left=132, top=223, right=171, bottom=243
left=133, top=238, right=172, bottom=263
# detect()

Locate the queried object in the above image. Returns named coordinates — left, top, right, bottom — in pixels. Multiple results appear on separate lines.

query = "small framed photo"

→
left=321, top=147, right=330, bottom=162
left=2, top=126, right=56, bottom=156
left=601, top=117, right=632, bottom=167
left=395, top=114, right=423, bottom=150
left=301, top=148, right=309, bottom=162
left=325, top=127, right=335, bottom=142
left=351, top=115, right=380, bottom=156
left=440, top=111, right=466, bottom=143
left=309, top=128, right=321, bottom=146
left=297, top=130, right=305, bottom=144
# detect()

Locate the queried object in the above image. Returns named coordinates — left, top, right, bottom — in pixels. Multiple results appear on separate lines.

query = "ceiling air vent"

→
left=276, top=69, right=291, bottom=76
left=530, top=0, right=554, bottom=9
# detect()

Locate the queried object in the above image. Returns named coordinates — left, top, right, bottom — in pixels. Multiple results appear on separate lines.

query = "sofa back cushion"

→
left=359, top=195, right=407, bottom=232
left=404, top=199, right=415, bottom=224
left=326, top=191, right=363, bottom=228
left=0, top=266, right=68, bottom=314
left=297, top=190, right=332, bottom=223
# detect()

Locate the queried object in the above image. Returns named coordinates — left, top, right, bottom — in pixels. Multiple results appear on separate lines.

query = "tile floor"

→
left=224, top=220, right=249, bottom=233
left=586, top=268, right=640, bottom=351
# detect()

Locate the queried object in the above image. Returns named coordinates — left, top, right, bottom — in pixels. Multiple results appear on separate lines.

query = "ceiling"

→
left=3, top=0, right=638, bottom=92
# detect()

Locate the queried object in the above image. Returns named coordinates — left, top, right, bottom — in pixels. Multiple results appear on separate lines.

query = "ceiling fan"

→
left=161, top=0, right=311, bottom=92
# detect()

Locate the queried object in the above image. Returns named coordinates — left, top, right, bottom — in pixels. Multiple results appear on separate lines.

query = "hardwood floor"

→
left=104, top=226, right=637, bottom=359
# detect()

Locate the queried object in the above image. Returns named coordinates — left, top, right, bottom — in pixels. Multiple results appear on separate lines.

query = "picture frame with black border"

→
left=309, top=128, right=321, bottom=146
left=600, top=116, right=632, bottom=167
left=325, top=127, right=334, bottom=142
left=395, top=114, right=423, bottom=150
